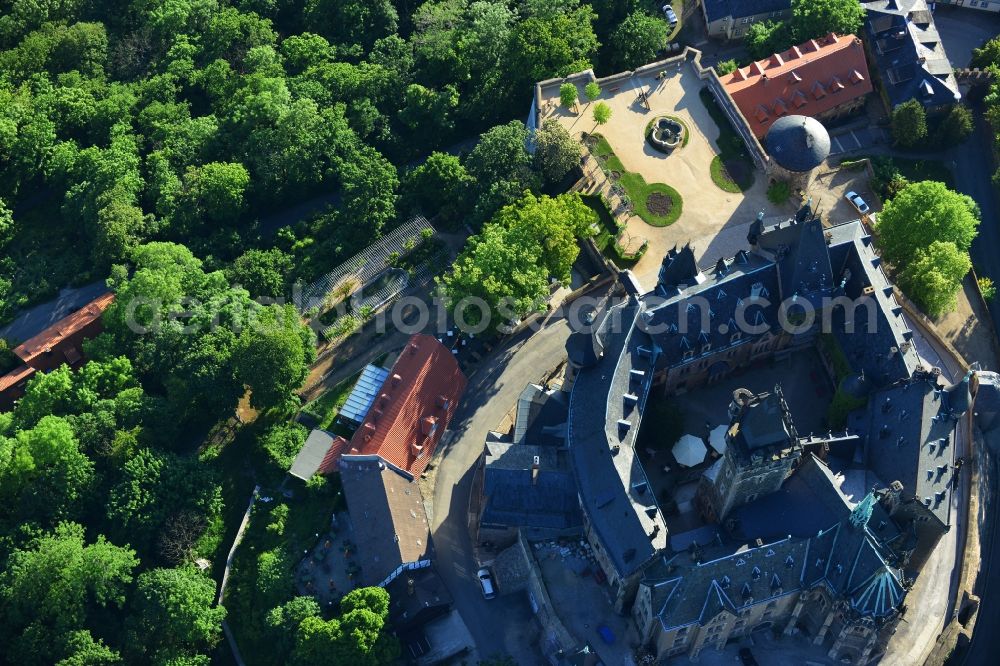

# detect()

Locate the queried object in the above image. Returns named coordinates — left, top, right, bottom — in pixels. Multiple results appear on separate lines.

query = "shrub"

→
left=716, top=59, right=738, bottom=75
left=979, top=276, right=997, bottom=301
left=767, top=180, right=791, bottom=204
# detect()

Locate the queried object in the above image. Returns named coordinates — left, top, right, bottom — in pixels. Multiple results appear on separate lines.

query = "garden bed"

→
left=589, top=134, right=683, bottom=227
left=582, top=194, right=645, bottom=268
left=699, top=89, right=756, bottom=193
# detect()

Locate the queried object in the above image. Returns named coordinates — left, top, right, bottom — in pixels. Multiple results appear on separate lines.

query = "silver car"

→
left=662, top=4, right=678, bottom=25
left=477, top=568, right=496, bottom=599
left=845, top=191, right=870, bottom=214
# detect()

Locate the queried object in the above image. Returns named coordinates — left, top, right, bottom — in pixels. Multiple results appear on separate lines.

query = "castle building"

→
left=564, top=206, right=969, bottom=660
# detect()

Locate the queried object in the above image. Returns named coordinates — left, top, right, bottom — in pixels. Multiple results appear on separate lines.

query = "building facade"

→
left=702, top=0, right=792, bottom=41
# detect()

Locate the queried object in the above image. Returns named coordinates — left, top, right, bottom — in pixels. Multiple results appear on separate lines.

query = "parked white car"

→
left=477, top=568, right=496, bottom=599
left=845, top=191, right=870, bottom=214
left=662, top=4, right=678, bottom=25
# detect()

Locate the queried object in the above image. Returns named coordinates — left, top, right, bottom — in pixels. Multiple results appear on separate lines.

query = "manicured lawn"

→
left=698, top=88, right=756, bottom=193
left=590, top=134, right=683, bottom=227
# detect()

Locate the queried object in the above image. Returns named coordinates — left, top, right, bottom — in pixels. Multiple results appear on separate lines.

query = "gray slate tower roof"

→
left=765, top=115, right=831, bottom=172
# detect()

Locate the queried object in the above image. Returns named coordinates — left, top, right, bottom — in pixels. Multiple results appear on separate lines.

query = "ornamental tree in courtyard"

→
left=593, top=101, right=612, bottom=125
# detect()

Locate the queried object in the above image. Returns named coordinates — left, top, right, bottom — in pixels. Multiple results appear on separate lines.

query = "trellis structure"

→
left=298, top=216, right=433, bottom=313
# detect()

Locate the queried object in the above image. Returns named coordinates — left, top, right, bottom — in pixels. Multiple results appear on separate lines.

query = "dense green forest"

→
left=0, top=0, right=668, bottom=321
left=0, top=1, right=675, bottom=664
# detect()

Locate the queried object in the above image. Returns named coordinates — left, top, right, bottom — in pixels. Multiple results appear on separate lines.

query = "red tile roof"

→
left=722, top=33, right=873, bottom=139
left=318, top=436, right=348, bottom=475
left=0, top=364, right=36, bottom=394
left=13, top=292, right=115, bottom=364
left=344, top=334, right=467, bottom=478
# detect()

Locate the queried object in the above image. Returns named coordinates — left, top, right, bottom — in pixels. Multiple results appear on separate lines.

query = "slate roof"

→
left=973, top=371, right=1000, bottom=432
left=828, top=227, right=921, bottom=386
left=862, top=0, right=961, bottom=109
left=646, top=457, right=906, bottom=631
left=339, top=458, right=431, bottom=587
left=703, top=0, right=790, bottom=22
left=724, top=34, right=873, bottom=139
left=481, top=441, right=581, bottom=530
left=344, top=334, right=466, bottom=478
left=514, top=384, right=568, bottom=447
left=734, top=455, right=900, bottom=545
left=852, top=370, right=957, bottom=524
left=638, top=251, right=780, bottom=370
left=765, top=115, right=831, bottom=172
left=568, top=302, right=668, bottom=578
left=753, top=213, right=836, bottom=309
left=386, top=567, right=452, bottom=631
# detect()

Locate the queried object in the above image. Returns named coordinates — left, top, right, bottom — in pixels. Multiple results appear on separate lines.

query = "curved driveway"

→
left=431, top=315, right=574, bottom=665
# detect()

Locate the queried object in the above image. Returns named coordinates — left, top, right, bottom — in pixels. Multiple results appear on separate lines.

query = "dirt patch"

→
left=646, top=192, right=673, bottom=216
left=723, top=160, right=751, bottom=186
left=610, top=170, right=621, bottom=181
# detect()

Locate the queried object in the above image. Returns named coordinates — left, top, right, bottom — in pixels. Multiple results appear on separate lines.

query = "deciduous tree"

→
left=127, top=568, right=226, bottom=664
left=611, top=11, right=667, bottom=70
left=899, top=240, right=971, bottom=317
left=891, top=99, right=928, bottom=148
left=533, top=120, right=580, bottom=185
left=875, top=180, right=979, bottom=267
left=593, top=101, right=611, bottom=125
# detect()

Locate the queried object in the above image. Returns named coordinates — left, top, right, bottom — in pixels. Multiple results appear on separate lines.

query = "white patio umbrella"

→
left=708, top=425, right=728, bottom=455
left=672, top=434, right=708, bottom=467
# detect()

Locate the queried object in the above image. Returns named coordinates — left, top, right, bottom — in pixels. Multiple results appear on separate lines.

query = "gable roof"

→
left=13, top=291, right=114, bottom=365
left=481, top=441, right=581, bottom=530
left=344, top=334, right=466, bottom=478
left=339, top=458, right=431, bottom=587
left=703, top=0, right=790, bottom=22
left=289, top=429, right=347, bottom=481
left=568, top=302, right=668, bottom=578
left=724, top=33, right=873, bottom=139
left=862, top=0, right=960, bottom=109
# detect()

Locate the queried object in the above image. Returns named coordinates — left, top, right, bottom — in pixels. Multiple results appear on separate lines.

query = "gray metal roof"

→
left=764, top=115, right=831, bottom=172
left=339, top=363, right=391, bottom=425
left=289, top=429, right=336, bottom=481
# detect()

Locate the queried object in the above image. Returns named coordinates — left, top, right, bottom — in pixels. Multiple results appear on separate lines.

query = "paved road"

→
left=431, top=315, right=575, bottom=664
left=952, top=106, right=1000, bottom=332
left=933, top=6, right=1000, bottom=69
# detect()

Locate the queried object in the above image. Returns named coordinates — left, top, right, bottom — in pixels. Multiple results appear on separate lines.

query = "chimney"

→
left=407, top=578, right=415, bottom=595
left=532, top=455, right=540, bottom=485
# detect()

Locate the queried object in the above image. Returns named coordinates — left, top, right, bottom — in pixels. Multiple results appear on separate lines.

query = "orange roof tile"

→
left=722, top=33, right=873, bottom=139
left=13, top=292, right=114, bottom=364
left=345, top=334, right=467, bottom=478
left=0, top=364, right=36, bottom=394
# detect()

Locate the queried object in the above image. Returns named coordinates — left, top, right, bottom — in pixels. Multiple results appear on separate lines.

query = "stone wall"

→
left=533, top=48, right=769, bottom=172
